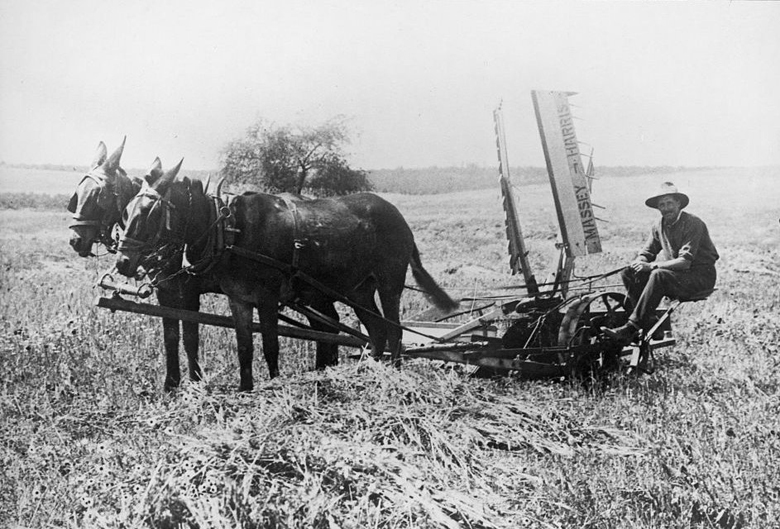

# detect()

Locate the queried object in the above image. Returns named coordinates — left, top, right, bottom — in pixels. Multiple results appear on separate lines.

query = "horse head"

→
left=68, top=138, right=138, bottom=256
left=116, top=159, right=191, bottom=277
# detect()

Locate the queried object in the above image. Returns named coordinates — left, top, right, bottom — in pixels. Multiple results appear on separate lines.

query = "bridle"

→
left=118, top=179, right=235, bottom=281
left=118, top=186, right=187, bottom=256
left=69, top=171, right=125, bottom=253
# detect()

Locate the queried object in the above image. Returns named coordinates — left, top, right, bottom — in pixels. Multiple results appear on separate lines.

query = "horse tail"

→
left=409, top=244, right=459, bottom=312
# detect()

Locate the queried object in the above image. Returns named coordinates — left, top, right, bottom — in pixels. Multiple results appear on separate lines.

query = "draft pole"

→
left=494, top=105, right=539, bottom=296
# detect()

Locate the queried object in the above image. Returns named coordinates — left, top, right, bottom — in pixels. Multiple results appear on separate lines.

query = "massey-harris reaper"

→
left=93, top=91, right=704, bottom=387
left=392, top=91, right=695, bottom=379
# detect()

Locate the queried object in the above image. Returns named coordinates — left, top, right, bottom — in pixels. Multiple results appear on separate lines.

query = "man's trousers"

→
left=622, top=265, right=716, bottom=329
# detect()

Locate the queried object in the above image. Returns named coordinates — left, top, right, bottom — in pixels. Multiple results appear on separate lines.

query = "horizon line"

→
left=3, top=161, right=778, bottom=174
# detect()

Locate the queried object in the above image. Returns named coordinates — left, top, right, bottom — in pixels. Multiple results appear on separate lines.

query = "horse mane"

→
left=130, top=176, right=144, bottom=189
left=181, top=176, right=204, bottom=198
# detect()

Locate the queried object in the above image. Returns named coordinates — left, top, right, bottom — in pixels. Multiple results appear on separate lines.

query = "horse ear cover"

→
left=68, top=193, right=78, bottom=213
left=145, top=157, right=164, bottom=186
left=103, top=136, right=126, bottom=174
left=91, top=142, right=108, bottom=170
left=155, top=159, right=183, bottom=192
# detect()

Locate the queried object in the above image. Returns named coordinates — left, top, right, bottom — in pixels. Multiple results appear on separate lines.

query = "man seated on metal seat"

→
left=603, top=182, right=719, bottom=344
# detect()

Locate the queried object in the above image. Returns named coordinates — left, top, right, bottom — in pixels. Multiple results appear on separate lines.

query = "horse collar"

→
left=183, top=192, right=238, bottom=276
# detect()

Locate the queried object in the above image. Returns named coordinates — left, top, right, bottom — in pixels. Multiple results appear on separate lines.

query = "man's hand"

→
left=630, top=260, right=654, bottom=273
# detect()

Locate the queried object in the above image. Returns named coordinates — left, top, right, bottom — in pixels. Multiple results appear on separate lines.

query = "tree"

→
left=306, top=153, right=372, bottom=196
left=219, top=116, right=373, bottom=196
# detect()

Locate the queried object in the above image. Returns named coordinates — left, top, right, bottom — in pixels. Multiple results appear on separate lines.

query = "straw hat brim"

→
left=645, top=192, right=689, bottom=209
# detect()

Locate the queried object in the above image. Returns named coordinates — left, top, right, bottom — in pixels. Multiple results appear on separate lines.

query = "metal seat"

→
left=673, top=287, right=716, bottom=303
left=648, top=287, right=716, bottom=342
left=627, top=288, right=716, bottom=375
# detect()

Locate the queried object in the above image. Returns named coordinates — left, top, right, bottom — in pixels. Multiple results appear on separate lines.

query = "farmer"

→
left=602, top=182, right=719, bottom=344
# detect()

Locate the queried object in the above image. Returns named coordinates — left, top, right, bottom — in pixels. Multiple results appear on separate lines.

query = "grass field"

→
left=1, top=167, right=779, bottom=528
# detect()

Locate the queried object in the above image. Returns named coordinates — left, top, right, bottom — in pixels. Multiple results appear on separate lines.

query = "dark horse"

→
left=68, top=138, right=141, bottom=256
left=115, top=165, right=458, bottom=391
left=68, top=141, right=218, bottom=390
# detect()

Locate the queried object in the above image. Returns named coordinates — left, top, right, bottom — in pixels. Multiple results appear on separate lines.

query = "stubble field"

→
left=1, top=167, right=779, bottom=528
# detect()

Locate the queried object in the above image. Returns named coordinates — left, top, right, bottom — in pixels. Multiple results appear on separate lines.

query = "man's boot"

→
left=601, top=321, right=640, bottom=345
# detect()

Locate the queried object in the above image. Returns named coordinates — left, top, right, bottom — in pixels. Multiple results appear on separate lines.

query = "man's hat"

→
left=645, top=181, right=690, bottom=209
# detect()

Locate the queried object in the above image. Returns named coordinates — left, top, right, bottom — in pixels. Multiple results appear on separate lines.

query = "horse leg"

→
left=161, top=317, right=181, bottom=390
left=157, top=288, right=182, bottom=391
left=256, top=299, right=281, bottom=379
left=350, top=286, right=388, bottom=360
left=228, top=298, right=256, bottom=391
left=377, top=287, right=403, bottom=366
left=308, top=298, right=339, bottom=369
left=181, top=284, right=203, bottom=383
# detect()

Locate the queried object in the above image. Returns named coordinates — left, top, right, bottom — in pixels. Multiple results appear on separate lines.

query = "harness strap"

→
left=216, top=194, right=240, bottom=248
left=69, top=219, right=103, bottom=228
left=183, top=192, right=239, bottom=276
left=225, top=244, right=447, bottom=343
left=70, top=173, right=112, bottom=229
left=116, top=235, right=150, bottom=252
left=280, top=196, right=304, bottom=269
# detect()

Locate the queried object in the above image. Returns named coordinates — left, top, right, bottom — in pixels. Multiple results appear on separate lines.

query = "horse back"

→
left=229, top=192, right=414, bottom=284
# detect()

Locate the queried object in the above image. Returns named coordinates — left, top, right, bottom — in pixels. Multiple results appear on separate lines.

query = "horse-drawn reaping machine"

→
left=395, top=90, right=682, bottom=379
left=95, top=91, right=686, bottom=384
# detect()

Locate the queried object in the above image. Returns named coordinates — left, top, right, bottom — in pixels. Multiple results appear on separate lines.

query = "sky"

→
left=1, top=0, right=779, bottom=171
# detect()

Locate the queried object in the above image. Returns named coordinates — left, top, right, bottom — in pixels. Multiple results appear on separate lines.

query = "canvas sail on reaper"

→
left=532, top=90, right=602, bottom=257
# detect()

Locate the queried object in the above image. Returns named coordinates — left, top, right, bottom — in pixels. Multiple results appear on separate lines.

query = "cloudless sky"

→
left=1, top=0, right=778, bottom=171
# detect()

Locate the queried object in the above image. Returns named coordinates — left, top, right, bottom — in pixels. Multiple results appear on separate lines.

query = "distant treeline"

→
left=367, top=165, right=715, bottom=195
left=0, top=192, right=69, bottom=210
left=1, top=162, right=718, bottom=200
left=0, top=162, right=88, bottom=172
left=0, top=161, right=214, bottom=180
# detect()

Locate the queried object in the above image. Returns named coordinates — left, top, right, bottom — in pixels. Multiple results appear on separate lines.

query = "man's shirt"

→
left=639, top=211, right=719, bottom=267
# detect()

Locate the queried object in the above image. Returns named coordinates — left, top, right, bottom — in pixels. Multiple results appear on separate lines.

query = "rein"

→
left=120, top=186, right=445, bottom=343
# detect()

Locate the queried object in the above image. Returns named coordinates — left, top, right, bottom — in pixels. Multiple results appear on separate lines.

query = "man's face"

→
left=657, top=195, right=681, bottom=223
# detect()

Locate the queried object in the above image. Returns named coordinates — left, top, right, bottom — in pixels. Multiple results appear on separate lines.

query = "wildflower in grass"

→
left=96, top=441, right=112, bottom=455
left=147, top=417, right=159, bottom=428
left=233, top=416, right=251, bottom=431
left=95, top=463, right=110, bottom=475
left=180, top=459, right=197, bottom=474
left=80, top=494, right=94, bottom=508
left=199, top=482, right=219, bottom=495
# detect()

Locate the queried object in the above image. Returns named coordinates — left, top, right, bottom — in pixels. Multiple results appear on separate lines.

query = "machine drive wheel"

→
left=557, top=291, right=629, bottom=381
